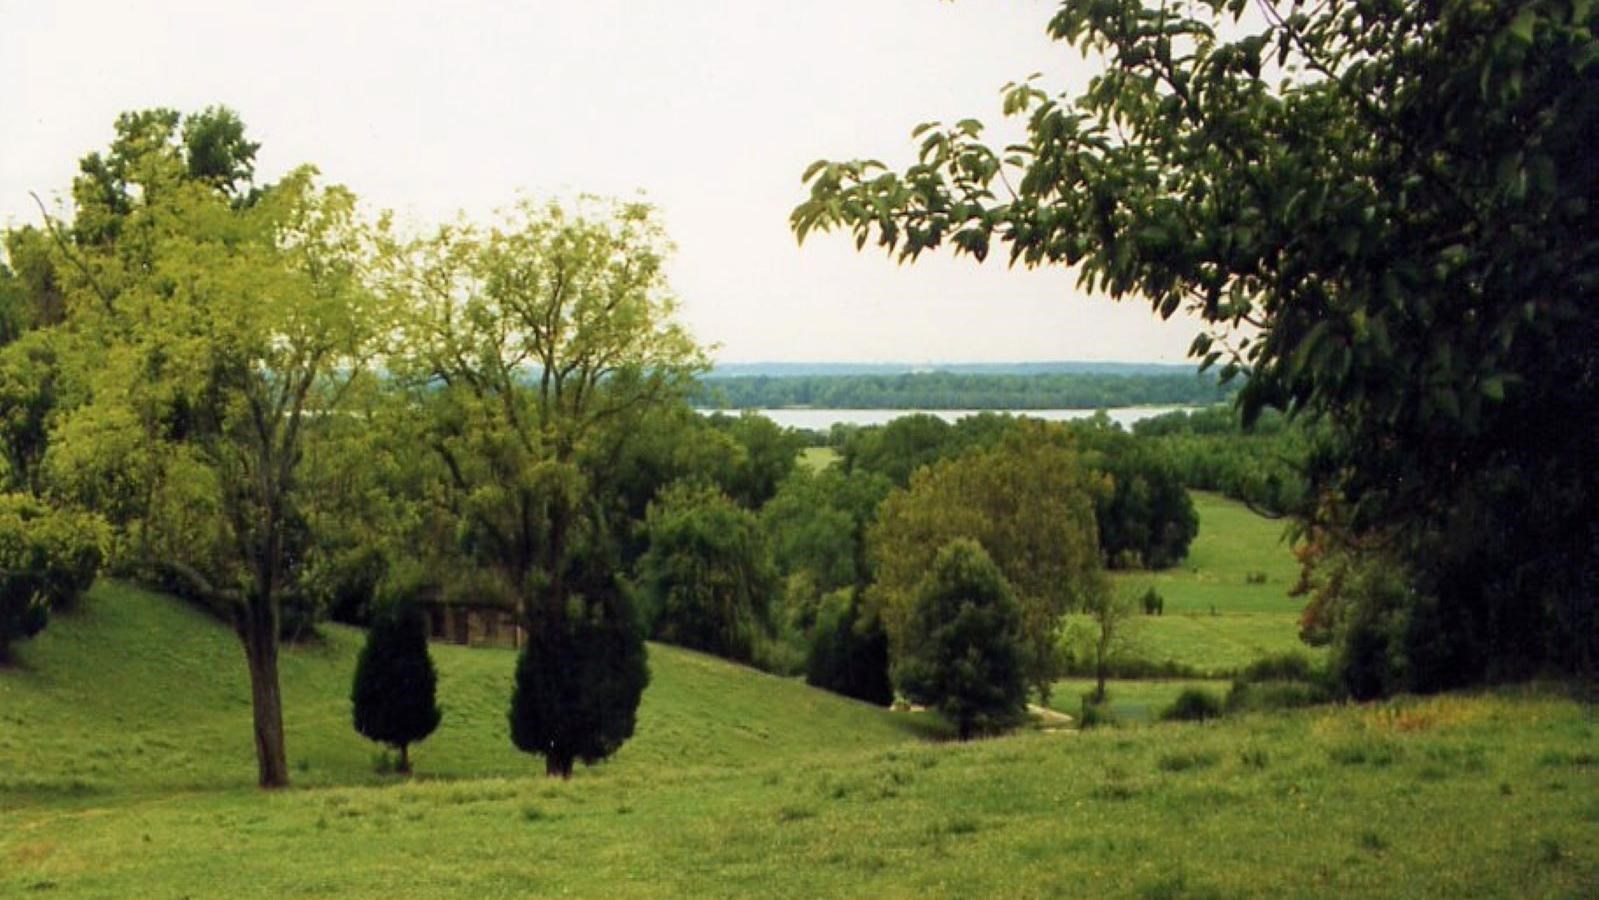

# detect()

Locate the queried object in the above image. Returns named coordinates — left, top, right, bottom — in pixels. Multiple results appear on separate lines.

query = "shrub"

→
left=1225, top=680, right=1331, bottom=714
left=1160, top=688, right=1224, bottom=722
left=351, top=599, right=441, bottom=774
left=0, top=494, right=107, bottom=661
left=1140, top=587, right=1164, bottom=616
left=1238, top=652, right=1319, bottom=684
left=1079, top=694, right=1118, bottom=729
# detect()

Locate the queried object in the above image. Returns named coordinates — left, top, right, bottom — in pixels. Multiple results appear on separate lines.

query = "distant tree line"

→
left=694, top=371, right=1233, bottom=410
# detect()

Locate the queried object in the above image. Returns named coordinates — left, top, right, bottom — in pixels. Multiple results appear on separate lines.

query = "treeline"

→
left=0, top=106, right=1315, bottom=782
left=694, top=371, right=1234, bottom=410
left=1130, top=407, right=1312, bottom=517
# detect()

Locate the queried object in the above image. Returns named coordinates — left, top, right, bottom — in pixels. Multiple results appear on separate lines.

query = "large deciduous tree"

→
left=384, top=197, right=703, bottom=775
left=867, top=422, right=1106, bottom=701
left=638, top=480, right=777, bottom=663
left=34, top=109, right=378, bottom=787
left=794, top=1, right=1598, bottom=688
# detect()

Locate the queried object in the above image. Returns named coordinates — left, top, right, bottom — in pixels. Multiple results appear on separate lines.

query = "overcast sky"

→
left=1, top=0, right=1205, bottom=365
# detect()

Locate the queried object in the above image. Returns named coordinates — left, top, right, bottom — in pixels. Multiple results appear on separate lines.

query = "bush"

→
left=1225, top=679, right=1333, bottom=714
left=1140, top=587, right=1164, bottom=616
left=1238, top=652, right=1319, bottom=684
left=511, top=552, right=649, bottom=778
left=1160, top=688, right=1225, bottom=722
left=805, top=588, right=893, bottom=706
left=0, top=494, right=107, bottom=661
left=894, top=539, right=1027, bottom=739
left=1079, top=694, right=1117, bottom=729
left=351, top=599, right=441, bottom=774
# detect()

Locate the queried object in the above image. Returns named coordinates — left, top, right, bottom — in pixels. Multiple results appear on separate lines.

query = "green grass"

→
left=797, top=446, right=839, bottom=472
left=3, top=517, right=1596, bottom=896
left=3, top=591, right=1595, bottom=897
left=1047, top=679, right=1231, bottom=723
left=0, top=583, right=932, bottom=801
left=1103, top=492, right=1316, bottom=675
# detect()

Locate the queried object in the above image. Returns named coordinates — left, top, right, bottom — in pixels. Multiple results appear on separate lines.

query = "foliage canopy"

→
left=795, top=0, right=1599, bottom=686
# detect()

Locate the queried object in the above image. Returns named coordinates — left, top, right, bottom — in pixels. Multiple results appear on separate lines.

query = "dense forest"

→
left=694, top=370, right=1233, bottom=410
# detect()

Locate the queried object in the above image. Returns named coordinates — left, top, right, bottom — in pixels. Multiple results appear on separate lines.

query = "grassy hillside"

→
left=4, top=521, right=1595, bottom=897
left=2, top=589, right=1594, bottom=897
left=1101, top=492, right=1313, bottom=677
left=0, top=583, right=929, bottom=801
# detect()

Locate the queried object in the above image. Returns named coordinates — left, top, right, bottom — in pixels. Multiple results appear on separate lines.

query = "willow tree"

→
left=38, top=111, right=378, bottom=787
left=383, top=198, right=704, bottom=774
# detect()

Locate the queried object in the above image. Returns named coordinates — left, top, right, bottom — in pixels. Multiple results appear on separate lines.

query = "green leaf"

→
left=1508, top=9, right=1537, bottom=45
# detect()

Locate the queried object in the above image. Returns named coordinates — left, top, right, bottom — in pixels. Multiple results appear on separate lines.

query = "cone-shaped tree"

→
left=351, top=599, right=441, bottom=774
left=510, top=548, right=649, bottom=778
left=894, top=539, right=1027, bottom=740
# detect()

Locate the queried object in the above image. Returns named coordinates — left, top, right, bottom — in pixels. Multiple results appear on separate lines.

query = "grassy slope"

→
left=3, top=509, right=1596, bottom=896
left=797, top=446, right=840, bottom=473
left=3, top=597, right=1595, bottom=899
left=0, top=583, right=929, bottom=801
left=1106, top=492, right=1313, bottom=676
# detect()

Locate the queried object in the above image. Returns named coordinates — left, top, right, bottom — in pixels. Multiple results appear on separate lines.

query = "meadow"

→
left=2, top=497, right=1595, bottom=897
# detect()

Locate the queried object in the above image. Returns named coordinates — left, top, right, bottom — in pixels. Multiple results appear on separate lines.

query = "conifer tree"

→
left=894, top=539, right=1027, bottom=740
left=510, top=547, right=649, bottom=778
left=351, top=600, right=441, bottom=774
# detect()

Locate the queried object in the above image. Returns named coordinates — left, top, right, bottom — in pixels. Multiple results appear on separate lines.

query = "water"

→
left=702, top=405, right=1195, bottom=432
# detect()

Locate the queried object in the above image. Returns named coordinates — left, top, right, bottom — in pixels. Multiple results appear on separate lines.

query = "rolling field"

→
left=0, top=583, right=931, bottom=801
left=2, top=506, right=1595, bottom=897
left=1104, top=492, right=1314, bottom=677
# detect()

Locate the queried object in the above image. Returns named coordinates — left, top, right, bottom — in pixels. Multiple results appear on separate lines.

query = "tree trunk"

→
left=546, top=752, right=574, bottom=779
left=398, top=743, right=412, bottom=775
left=243, top=614, right=290, bottom=789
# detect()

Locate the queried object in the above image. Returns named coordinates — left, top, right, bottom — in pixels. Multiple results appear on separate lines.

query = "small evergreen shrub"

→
left=351, top=599, right=441, bottom=774
left=1140, top=587, right=1164, bottom=616
left=1160, top=688, right=1224, bottom=722
left=511, top=551, right=649, bottom=778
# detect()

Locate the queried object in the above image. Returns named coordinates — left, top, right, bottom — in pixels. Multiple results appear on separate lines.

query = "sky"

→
left=1, top=0, right=1205, bottom=365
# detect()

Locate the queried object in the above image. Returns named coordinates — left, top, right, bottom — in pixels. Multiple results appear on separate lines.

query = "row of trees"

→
left=694, top=370, right=1231, bottom=410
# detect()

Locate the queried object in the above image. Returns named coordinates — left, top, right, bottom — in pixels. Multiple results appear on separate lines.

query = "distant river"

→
left=705, top=405, right=1195, bottom=431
